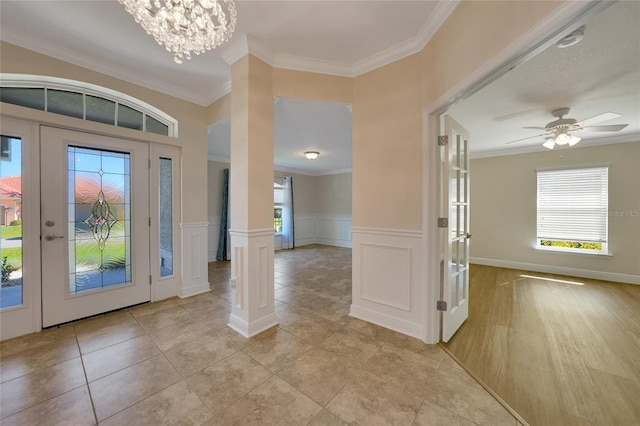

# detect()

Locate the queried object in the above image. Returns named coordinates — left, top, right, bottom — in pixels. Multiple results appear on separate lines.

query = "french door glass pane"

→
left=68, top=146, right=131, bottom=294
left=159, top=158, right=173, bottom=277
left=0, top=136, right=23, bottom=308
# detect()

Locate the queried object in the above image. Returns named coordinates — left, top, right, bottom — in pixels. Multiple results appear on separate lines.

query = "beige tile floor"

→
left=0, top=245, right=520, bottom=425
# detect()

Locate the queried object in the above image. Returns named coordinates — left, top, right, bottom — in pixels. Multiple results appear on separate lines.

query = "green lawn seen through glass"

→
left=1, top=225, right=22, bottom=240
left=1, top=226, right=23, bottom=268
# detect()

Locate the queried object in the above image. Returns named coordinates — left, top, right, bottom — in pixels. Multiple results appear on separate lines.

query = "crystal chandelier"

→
left=118, top=0, right=237, bottom=64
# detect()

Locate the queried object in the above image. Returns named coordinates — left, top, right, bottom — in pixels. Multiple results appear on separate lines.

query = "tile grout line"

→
left=75, top=326, right=100, bottom=426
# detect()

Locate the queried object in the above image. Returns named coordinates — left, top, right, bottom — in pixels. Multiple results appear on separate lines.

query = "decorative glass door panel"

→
left=41, top=127, right=149, bottom=327
left=68, top=146, right=132, bottom=293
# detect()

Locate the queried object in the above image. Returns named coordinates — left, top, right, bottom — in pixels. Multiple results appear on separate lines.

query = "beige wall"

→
left=209, top=165, right=351, bottom=219
left=274, top=171, right=317, bottom=215
left=207, top=93, right=231, bottom=125
left=419, top=0, right=567, bottom=107
left=272, top=69, right=353, bottom=103
left=229, top=54, right=275, bottom=230
left=470, top=142, right=640, bottom=278
left=315, top=173, right=352, bottom=215
left=0, top=42, right=209, bottom=224
left=353, top=54, right=423, bottom=230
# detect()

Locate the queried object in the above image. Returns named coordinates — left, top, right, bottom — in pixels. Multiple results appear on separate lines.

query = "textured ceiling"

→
left=448, top=1, right=640, bottom=157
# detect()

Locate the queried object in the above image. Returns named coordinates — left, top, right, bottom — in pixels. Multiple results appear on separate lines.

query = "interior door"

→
left=441, top=115, right=471, bottom=342
left=41, top=127, right=150, bottom=327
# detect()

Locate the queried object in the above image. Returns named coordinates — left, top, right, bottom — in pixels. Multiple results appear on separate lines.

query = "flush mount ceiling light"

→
left=118, top=0, right=237, bottom=64
left=557, top=26, right=585, bottom=49
left=304, top=151, right=319, bottom=160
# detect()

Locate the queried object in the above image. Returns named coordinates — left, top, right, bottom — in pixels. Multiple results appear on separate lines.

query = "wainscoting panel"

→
left=351, top=227, right=423, bottom=339
left=316, top=214, right=352, bottom=248
left=360, top=244, right=412, bottom=311
left=294, top=214, right=316, bottom=247
left=180, top=222, right=210, bottom=298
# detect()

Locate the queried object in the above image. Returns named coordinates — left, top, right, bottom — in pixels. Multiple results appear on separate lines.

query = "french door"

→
left=41, top=127, right=150, bottom=327
left=441, top=116, right=471, bottom=342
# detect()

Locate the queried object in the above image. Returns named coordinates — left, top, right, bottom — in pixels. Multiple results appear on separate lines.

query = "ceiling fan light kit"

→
left=506, top=107, right=628, bottom=150
left=118, top=0, right=237, bottom=64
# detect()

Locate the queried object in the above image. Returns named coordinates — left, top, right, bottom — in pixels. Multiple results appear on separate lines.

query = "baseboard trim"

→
left=349, top=304, right=422, bottom=340
left=178, top=282, right=211, bottom=298
left=227, top=313, right=278, bottom=338
left=470, top=257, right=640, bottom=285
left=316, top=237, right=352, bottom=248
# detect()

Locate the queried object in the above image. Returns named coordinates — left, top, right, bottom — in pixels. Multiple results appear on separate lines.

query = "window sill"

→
left=534, top=247, right=612, bottom=258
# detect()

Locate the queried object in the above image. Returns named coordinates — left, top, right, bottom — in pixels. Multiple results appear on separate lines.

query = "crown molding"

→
left=351, top=1, right=459, bottom=76
left=1, top=26, right=215, bottom=106
left=221, top=34, right=249, bottom=65
left=272, top=53, right=355, bottom=77
left=207, top=154, right=231, bottom=164
left=470, top=133, right=640, bottom=159
left=205, top=80, right=232, bottom=105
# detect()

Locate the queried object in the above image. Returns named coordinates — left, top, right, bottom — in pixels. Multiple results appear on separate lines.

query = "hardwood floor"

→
left=444, top=265, right=640, bottom=426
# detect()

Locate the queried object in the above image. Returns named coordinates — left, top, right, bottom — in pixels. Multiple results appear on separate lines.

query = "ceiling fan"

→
left=506, top=108, right=629, bottom=149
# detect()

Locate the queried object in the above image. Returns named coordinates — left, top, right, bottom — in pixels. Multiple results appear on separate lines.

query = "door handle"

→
left=44, top=234, right=64, bottom=241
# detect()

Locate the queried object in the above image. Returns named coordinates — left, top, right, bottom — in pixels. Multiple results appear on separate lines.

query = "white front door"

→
left=441, top=116, right=471, bottom=342
left=41, top=127, right=150, bottom=327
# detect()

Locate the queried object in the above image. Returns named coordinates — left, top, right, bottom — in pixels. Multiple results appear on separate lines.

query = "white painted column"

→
left=223, top=44, right=277, bottom=337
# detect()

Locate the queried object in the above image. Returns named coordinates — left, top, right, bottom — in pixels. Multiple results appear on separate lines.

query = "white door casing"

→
left=441, top=116, right=470, bottom=342
left=40, top=126, right=150, bottom=327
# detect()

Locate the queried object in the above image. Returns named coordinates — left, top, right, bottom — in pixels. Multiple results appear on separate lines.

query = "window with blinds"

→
left=537, top=166, right=608, bottom=253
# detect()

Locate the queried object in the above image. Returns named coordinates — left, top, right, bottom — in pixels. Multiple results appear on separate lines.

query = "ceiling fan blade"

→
left=522, top=126, right=547, bottom=130
left=505, top=133, right=548, bottom=145
left=577, top=112, right=621, bottom=127
left=582, top=124, right=629, bottom=132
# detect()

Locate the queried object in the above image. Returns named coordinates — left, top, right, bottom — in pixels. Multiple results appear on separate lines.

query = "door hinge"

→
left=149, top=217, right=151, bottom=227
left=438, top=135, right=448, bottom=146
left=148, top=159, right=151, bottom=169
left=437, top=300, right=447, bottom=311
left=437, top=217, right=448, bottom=228
left=149, top=275, right=152, bottom=285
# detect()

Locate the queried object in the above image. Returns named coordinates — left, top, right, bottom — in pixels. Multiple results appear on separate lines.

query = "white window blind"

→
left=537, top=167, right=608, bottom=243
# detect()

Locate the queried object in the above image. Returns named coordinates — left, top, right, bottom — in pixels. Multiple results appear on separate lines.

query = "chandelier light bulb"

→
left=118, top=0, right=237, bottom=64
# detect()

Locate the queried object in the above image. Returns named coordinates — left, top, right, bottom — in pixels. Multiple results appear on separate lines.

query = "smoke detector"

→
left=557, top=26, right=585, bottom=48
